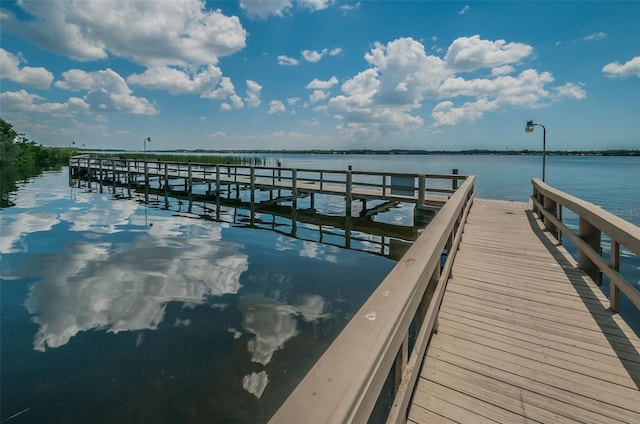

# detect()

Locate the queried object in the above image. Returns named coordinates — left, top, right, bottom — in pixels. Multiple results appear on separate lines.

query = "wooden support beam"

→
left=579, top=216, right=601, bottom=284
left=611, top=241, right=620, bottom=312
left=346, top=168, right=353, bottom=216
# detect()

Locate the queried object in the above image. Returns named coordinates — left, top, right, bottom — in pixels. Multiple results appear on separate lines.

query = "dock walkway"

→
left=408, top=199, right=640, bottom=423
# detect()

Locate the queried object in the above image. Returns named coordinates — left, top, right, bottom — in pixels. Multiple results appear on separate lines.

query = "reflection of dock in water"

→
left=69, top=156, right=467, bottom=260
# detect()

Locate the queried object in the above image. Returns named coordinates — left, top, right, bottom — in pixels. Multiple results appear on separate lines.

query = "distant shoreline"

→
left=85, top=148, right=640, bottom=157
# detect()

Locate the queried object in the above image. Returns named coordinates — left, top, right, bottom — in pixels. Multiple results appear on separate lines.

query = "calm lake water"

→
left=1, top=154, right=639, bottom=423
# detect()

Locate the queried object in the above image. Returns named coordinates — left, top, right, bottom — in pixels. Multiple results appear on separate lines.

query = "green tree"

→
left=1, top=117, right=73, bottom=207
left=0, top=117, right=21, bottom=167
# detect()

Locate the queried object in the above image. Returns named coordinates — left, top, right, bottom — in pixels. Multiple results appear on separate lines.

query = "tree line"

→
left=1, top=117, right=73, bottom=169
left=1, top=117, right=74, bottom=207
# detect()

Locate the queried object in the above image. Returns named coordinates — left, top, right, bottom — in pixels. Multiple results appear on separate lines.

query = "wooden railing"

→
left=269, top=176, right=475, bottom=424
left=69, top=156, right=466, bottom=207
left=531, top=178, right=640, bottom=312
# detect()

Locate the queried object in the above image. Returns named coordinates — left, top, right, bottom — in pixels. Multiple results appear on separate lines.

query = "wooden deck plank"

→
left=433, top=324, right=640, bottom=397
left=444, top=283, right=639, bottom=343
left=409, top=199, right=640, bottom=424
left=438, top=307, right=640, bottom=368
left=423, top=351, right=640, bottom=422
left=417, top=357, right=625, bottom=424
left=438, top=293, right=640, bottom=365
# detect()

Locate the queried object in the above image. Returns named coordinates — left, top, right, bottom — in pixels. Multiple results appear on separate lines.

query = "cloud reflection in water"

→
left=0, top=211, right=60, bottom=254
left=21, top=216, right=248, bottom=351
left=238, top=294, right=329, bottom=398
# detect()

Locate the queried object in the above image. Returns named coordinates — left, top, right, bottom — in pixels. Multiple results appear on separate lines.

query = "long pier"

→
left=68, top=157, right=640, bottom=422
left=68, top=155, right=463, bottom=225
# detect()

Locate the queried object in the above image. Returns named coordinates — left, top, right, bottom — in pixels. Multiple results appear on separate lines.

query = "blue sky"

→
left=1, top=1, right=638, bottom=151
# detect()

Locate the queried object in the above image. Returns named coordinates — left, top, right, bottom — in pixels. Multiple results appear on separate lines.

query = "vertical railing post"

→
left=250, top=166, right=256, bottom=203
left=216, top=164, right=221, bottom=197
left=111, top=159, right=116, bottom=194
left=164, top=163, right=169, bottom=195
left=86, top=158, right=92, bottom=189
left=557, top=205, right=563, bottom=245
left=452, top=168, right=459, bottom=190
left=127, top=161, right=131, bottom=191
left=144, top=159, right=149, bottom=188
left=543, top=195, right=558, bottom=240
left=417, top=175, right=426, bottom=207
left=188, top=162, right=193, bottom=194
left=382, top=175, right=387, bottom=197
left=394, top=334, right=409, bottom=396
left=610, top=241, right=620, bottom=312
left=346, top=166, right=353, bottom=216
left=98, top=159, right=103, bottom=193
left=579, top=217, right=602, bottom=285
left=291, top=169, right=298, bottom=208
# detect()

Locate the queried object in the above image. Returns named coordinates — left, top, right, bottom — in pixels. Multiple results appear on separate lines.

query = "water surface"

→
left=1, top=154, right=639, bottom=422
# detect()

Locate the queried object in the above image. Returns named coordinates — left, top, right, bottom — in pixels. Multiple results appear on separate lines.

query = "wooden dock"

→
left=271, top=178, right=640, bottom=424
left=408, top=199, right=640, bottom=423
left=68, top=156, right=461, bottom=211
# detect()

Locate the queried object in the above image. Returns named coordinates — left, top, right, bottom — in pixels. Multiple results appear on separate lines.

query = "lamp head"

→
left=525, top=120, right=535, bottom=133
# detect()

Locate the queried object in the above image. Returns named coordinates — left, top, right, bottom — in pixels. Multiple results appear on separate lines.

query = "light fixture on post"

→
left=144, top=137, right=151, bottom=186
left=525, top=120, right=546, bottom=182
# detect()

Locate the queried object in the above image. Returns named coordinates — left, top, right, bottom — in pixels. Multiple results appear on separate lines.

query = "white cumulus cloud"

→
left=444, top=35, right=533, bottom=73
left=127, top=65, right=223, bottom=95
left=302, top=48, right=327, bottom=63
left=240, top=0, right=292, bottom=19
left=245, top=80, right=263, bottom=108
left=324, top=35, right=585, bottom=138
left=0, top=49, right=54, bottom=89
left=0, top=1, right=247, bottom=68
left=55, top=68, right=157, bottom=115
left=553, top=82, right=587, bottom=100
left=268, top=100, right=286, bottom=114
left=309, top=90, right=328, bottom=103
left=306, top=76, right=339, bottom=89
left=240, top=0, right=333, bottom=19
left=278, top=55, right=300, bottom=66
left=1, top=89, right=89, bottom=118
left=299, top=0, right=333, bottom=11
left=602, top=56, right=640, bottom=78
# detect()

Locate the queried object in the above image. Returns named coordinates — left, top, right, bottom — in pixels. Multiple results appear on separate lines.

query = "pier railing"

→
left=269, top=176, right=475, bottom=424
left=531, top=178, right=640, bottom=312
left=69, top=156, right=466, bottom=209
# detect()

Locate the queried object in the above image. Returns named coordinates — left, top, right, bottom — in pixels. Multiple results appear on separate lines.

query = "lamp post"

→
left=525, top=120, right=546, bottom=182
left=144, top=137, right=151, bottom=186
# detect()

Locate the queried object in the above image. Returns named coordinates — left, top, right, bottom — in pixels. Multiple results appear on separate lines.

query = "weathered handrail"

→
left=269, top=177, right=475, bottom=424
left=531, top=178, right=640, bottom=312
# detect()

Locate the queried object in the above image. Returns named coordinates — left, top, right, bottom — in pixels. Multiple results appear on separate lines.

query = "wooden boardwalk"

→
left=408, top=199, right=640, bottom=423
